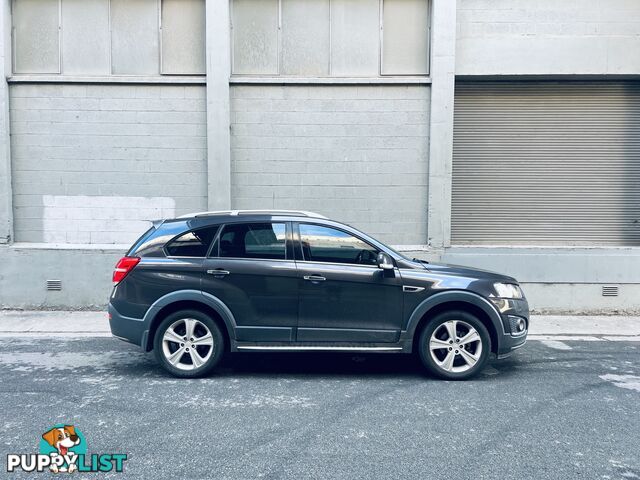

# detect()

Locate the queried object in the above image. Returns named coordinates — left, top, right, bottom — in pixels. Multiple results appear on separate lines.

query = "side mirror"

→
left=377, top=252, right=394, bottom=270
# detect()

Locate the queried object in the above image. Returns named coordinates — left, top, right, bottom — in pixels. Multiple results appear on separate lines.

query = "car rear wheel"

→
left=418, top=310, right=490, bottom=380
left=153, top=310, right=224, bottom=378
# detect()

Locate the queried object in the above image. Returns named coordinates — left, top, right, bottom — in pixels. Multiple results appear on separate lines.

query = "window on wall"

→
left=231, top=0, right=430, bottom=77
left=12, top=0, right=206, bottom=76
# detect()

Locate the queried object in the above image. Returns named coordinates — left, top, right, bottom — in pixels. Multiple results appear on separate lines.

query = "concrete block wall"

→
left=456, top=0, right=640, bottom=75
left=230, top=85, right=430, bottom=245
left=9, top=83, right=208, bottom=244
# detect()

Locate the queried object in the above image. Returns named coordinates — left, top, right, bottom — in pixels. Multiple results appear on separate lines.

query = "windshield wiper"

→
left=412, top=257, right=429, bottom=265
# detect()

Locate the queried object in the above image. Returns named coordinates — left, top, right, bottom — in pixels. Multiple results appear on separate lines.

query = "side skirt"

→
left=230, top=341, right=412, bottom=353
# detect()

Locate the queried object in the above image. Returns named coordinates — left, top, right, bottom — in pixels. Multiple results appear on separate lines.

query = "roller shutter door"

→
left=451, top=82, right=640, bottom=246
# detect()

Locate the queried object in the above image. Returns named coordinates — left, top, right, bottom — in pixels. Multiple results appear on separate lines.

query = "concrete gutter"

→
left=0, top=311, right=638, bottom=341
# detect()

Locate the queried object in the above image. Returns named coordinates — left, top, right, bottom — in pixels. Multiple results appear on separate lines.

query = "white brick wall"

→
left=10, top=83, right=207, bottom=243
left=457, top=0, right=640, bottom=75
left=230, top=85, right=430, bottom=244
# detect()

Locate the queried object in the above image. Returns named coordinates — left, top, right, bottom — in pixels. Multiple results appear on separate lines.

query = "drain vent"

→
left=602, top=285, right=619, bottom=297
left=46, top=279, right=62, bottom=291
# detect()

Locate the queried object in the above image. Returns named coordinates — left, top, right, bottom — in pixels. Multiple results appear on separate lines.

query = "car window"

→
left=165, top=226, right=220, bottom=257
left=299, top=224, right=378, bottom=265
left=217, top=223, right=286, bottom=260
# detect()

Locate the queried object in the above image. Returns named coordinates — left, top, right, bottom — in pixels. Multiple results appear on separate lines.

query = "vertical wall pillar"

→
left=205, top=0, right=232, bottom=211
left=0, top=0, right=12, bottom=244
left=427, top=0, right=457, bottom=249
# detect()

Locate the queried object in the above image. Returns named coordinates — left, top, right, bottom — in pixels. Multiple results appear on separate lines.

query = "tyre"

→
left=418, top=310, right=490, bottom=380
left=153, top=309, right=225, bottom=378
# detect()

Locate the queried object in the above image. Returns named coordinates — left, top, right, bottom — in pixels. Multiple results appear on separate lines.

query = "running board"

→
left=236, top=346, right=403, bottom=352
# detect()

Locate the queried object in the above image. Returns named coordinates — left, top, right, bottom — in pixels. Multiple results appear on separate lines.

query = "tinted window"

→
left=218, top=223, right=286, bottom=260
left=299, top=224, right=378, bottom=265
left=165, top=226, right=219, bottom=257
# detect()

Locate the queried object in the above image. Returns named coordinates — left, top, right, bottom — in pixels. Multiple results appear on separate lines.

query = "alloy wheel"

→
left=161, top=318, right=214, bottom=371
left=428, top=320, right=483, bottom=373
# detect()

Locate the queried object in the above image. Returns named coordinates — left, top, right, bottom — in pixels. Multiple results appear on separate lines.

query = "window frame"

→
left=210, top=221, right=292, bottom=262
left=229, top=0, right=431, bottom=79
left=163, top=225, right=221, bottom=259
left=294, top=222, right=381, bottom=268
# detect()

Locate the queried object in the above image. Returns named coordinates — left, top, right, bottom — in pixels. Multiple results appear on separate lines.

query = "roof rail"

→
left=177, top=209, right=327, bottom=219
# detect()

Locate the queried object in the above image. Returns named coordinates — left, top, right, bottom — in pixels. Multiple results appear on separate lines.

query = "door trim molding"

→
left=236, top=346, right=403, bottom=352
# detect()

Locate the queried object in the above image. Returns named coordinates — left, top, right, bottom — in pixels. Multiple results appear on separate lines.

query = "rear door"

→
left=294, top=223, right=403, bottom=343
left=201, top=221, right=298, bottom=342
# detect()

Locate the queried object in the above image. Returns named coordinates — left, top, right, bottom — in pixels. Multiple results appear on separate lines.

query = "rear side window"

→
left=216, top=223, right=286, bottom=260
left=165, top=226, right=219, bottom=257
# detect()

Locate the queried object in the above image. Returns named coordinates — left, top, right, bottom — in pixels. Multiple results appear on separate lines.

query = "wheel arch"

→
left=407, top=291, right=504, bottom=354
left=142, top=290, right=236, bottom=352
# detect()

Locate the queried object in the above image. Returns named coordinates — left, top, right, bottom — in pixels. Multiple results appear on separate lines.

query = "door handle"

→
left=207, top=269, right=230, bottom=277
left=303, top=275, right=326, bottom=282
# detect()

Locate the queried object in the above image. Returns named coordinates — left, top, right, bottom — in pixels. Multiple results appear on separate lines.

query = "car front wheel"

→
left=418, top=311, right=490, bottom=380
left=153, top=310, right=224, bottom=378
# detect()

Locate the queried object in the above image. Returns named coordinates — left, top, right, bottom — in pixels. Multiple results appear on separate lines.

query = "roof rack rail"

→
left=177, top=209, right=327, bottom=219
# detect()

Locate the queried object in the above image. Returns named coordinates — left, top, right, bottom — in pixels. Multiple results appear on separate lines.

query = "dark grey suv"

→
left=109, top=210, right=528, bottom=380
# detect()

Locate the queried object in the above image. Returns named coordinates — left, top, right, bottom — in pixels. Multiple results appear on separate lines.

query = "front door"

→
left=202, top=221, right=298, bottom=342
left=295, top=223, right=403, bottom=343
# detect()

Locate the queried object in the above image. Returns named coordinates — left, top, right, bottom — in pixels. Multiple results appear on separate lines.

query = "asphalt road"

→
left=0, top=337, right=638, bottom=479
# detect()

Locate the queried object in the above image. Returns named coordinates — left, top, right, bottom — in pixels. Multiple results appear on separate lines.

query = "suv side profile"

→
left=109, top=210, right=528, bottom=380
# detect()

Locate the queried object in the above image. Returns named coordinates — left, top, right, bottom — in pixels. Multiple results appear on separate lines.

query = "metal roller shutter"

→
left=451, top=81, right=640, bottom=246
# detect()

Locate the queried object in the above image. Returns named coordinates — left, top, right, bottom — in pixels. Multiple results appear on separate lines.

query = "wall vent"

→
left=602, top=285, right=619, bottom=297
left=46, top=280, right=62, bottom=291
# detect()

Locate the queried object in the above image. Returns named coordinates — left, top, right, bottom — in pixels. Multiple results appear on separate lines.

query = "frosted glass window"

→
left=230, top=0, right=430, bottom=78
left=281, top=0, right=329, bottom=76
left=111, top=0, right=160, bottom=74
left=331, top=0, right=379, bottom=76
left=161, top=0, right=206, bottom=74
left=382, top=0, right=429, bottom=74
left=62, top=0, right=110, bottom=74
left=231, top=0, right=278, bottom=74
left=13, top=0, right=60, bottom=73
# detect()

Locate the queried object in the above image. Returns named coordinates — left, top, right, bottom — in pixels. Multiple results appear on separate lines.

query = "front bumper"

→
left=493, top=298, right=529, bottom=357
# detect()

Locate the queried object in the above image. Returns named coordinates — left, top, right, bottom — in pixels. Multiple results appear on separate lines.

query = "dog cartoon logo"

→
left=7, top=424, right=127, bottom=474
left=40, top=425, right=84, bottom=473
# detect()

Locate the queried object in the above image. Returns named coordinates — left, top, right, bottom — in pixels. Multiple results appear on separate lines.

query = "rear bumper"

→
left=108, top=303, right=147, bottom=349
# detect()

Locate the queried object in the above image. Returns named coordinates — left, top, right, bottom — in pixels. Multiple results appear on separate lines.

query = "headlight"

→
left=493, top=282, right=523, bottom=299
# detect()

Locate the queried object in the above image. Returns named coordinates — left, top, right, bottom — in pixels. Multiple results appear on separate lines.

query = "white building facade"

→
left=0, top=0, right=639, bottom=312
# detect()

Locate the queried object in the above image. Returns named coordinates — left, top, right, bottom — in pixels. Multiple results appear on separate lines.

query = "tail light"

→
left=113, top=257, right=140, bottom=285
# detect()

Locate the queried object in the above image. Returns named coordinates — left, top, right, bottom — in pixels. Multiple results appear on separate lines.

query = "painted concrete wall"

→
left=9, top=83, right=207, bottom=243
left=426, top=0, right=456, bottom=249
left=0, top=245, right=122, bottom=309
left=456, top=0, right=640, bottom=75
left=0, top=0, right=11, bottom=244
left=230, top=85, right=430, bottom=244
